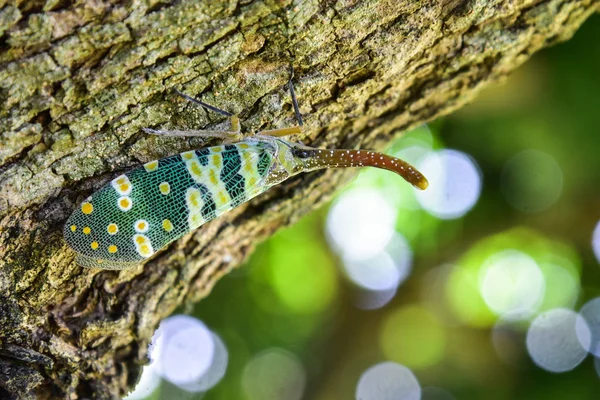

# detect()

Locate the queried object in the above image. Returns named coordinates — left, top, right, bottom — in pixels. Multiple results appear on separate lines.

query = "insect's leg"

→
left=256, top=67, right=307, bottom=140
left=173, top=89, right=242, bottom=134
left=288, top=66, right=304, bottom=128
left=174, top=89, right=233, bottom=117
left=259, top=126, right=303, bottom=137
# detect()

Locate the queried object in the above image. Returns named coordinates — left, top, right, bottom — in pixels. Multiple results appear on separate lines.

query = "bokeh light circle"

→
left=268, top=237, right=338, bottom=315
left=479, top=250, right=545, bottom=320
left=445, top=262, right=497, bottom=328
left=355, top=287, right=398, bottom=310
left=445, top=228, right=582, bottom=328
left=415, top=149, right=482, bottom=219
left=356, top=362, right=421, bottom=400
left=526, top=308, right=590, bottom=372
left=178, top=332, right=229, bottom=393
left=343, top=233, right=412, bottom=292
left=161, top=323, right=214, bottom=385
left=501, top=150, right=563, bottom=213
left=576, top=297, right=600, bottom=357
left=327, top=188, right=397, bottom=261
left=380, top=305, right=446, bottom=369
left=344, top=251, right=400, bottom=292
left=150, top=315, right=205, bottom=363
left=385, top=233, right=413, bottom=284
left=537, top=261, right=580, bottom=311
left=147, top=315, right=229, bottom=392
left=592, top=221, right=600, bottom=264
left=124, top=364, right=161, bottom=400
left=242, top=348, right=306, bottom=400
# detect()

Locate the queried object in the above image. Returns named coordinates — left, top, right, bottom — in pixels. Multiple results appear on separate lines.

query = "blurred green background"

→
left=129, top=14, right=600, bottom=400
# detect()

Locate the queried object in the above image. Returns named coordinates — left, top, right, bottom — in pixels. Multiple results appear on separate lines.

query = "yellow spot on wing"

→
left=190, top=160, right=203, bottom=178
left=159, top=182, right=170, bottom=195
left=190, top=191, right=200, bottom=207
left=242, top=152, right=257, bottom=174
left=144, top=160, right=158, bottom=172
left=118, top=196, right=132, bottom=211
left=189, top=212, right=204, bottom=229
left=212, top=154, right=222, bottom=168
left=162, top=219, right=173, bottom=232
left=209, top=169, right=218, bottom=185
left=134, top=219, right=149, bottom=233
left=182, top=151, right=195, bottom=160
left=186, top=187, right=204, bottom=213
left=91, top=241, right=99, bottom=250
left=108, top=245, right=118, bottom=253
left=82, top=227, right=91, bottom=235
left=81, top=202, right=93, bottom=214
left=111, top=175, right=132, bottom=195
left=70, top=225, right=77, bottom=232
left=107, top=223, right=118, bottom=235
left=133, top=234, right=154, bottom=258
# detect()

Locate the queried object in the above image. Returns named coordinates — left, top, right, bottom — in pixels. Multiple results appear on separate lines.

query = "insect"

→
left=64, top=76, right=428, bottom=269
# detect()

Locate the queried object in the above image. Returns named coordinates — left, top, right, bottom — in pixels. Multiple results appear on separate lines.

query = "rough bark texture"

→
left=0, top=0, right=597, bottom=398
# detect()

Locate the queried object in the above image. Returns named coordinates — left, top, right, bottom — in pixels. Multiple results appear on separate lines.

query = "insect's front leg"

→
left=258, top=125, right=303, bottom=138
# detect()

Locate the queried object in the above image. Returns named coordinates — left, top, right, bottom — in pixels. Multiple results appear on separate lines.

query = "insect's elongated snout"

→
left=292, top=147, right=429, bottom=190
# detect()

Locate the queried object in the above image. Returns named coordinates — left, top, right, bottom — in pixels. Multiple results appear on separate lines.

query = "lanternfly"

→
left=64, top=74, right=428, bottom=269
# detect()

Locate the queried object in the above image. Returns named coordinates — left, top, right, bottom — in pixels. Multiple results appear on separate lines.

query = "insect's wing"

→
left=64, top=141, right=276, bottom=269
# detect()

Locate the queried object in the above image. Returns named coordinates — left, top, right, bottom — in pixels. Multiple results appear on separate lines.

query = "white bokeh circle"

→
left=415, top=149, right=482, bottom=219
left=356, top=362, right=421, bottom=400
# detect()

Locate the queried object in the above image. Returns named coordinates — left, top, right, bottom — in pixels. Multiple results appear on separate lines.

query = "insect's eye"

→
left=292, top=148, right=311, bottom=158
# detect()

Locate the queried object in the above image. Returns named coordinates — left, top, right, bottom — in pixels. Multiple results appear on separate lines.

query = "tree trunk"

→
left=0, top=0, right=597, bottom=398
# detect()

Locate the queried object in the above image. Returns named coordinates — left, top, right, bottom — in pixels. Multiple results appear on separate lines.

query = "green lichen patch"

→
left=52, top=35, right=96, bottom=68
left=0, top=53, right=69, bottom=108
left=0, top=5, right=21, bottom=36
left=79, top=22, right=132, bottom=50
left=0, top=123, right=42, bottom=165
left=6, top=13, right=52, bottom=48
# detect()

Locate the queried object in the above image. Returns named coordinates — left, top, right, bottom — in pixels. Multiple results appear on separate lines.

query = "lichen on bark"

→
left=0, top=0, right=598, bottom=398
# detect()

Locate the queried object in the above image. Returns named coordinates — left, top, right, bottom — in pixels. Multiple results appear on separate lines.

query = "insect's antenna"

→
left=288, top=66, right=304, bottom=127
left=173, top=89, right=233, bottom=117
left=293, top=148, right=429, bottom=190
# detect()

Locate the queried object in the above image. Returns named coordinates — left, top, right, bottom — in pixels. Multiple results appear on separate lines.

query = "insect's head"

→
left=262, top=138, right=298, bottom=172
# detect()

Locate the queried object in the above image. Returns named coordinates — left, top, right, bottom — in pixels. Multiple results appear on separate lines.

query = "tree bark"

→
left=0, top=0, right=597, bottom=398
